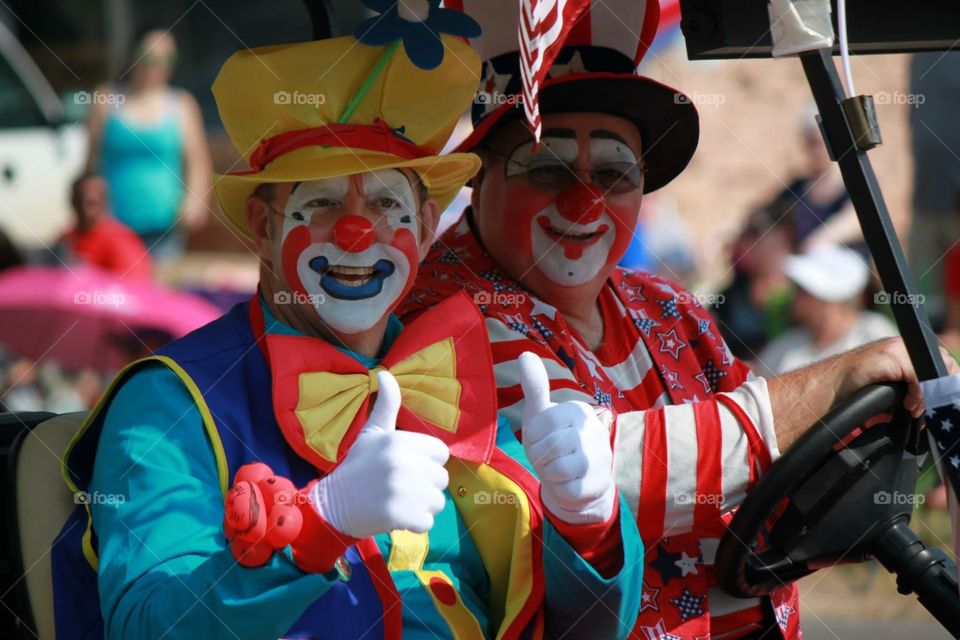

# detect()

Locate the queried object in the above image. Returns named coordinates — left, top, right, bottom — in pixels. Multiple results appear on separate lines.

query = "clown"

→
left=271, top=169, right=426, bottom=336
left=473, top=115, right=645, bottom=293
left=401, top=1, right=957, bottom=638
left=51, top=8, right=646, bottom=639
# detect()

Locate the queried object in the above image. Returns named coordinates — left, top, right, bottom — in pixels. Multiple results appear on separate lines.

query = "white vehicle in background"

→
left=0, top=20, right=86, bottom=254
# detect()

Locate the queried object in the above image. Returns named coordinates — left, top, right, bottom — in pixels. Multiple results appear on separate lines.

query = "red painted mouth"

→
left=537, top=216, right=609, bottom=254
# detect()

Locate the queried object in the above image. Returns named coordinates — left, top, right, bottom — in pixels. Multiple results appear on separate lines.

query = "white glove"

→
left=311, top=371, right=450, bottom=538
left=518, top=352, right=617, bottom=524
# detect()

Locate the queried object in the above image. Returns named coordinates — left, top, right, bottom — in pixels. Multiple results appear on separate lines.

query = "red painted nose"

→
left=555, top=183, right=607, bottom=224
left=332, top=215, right=376, bottom=252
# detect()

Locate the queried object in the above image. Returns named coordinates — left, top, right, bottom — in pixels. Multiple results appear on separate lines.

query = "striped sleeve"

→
left=485, top=318, right=595, bottom=430
left=484, top=316, right=780, bottom=535
left=610, top=377, right=778, bottom=535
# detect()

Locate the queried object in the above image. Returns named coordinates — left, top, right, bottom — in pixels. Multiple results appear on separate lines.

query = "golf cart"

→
left=677, top=0, right=960, bottom=636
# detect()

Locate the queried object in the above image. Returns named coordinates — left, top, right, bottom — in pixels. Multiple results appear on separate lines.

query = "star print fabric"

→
left=398, top=215, right=804, bottom=638
left=922, top=375, right=960, bottom=492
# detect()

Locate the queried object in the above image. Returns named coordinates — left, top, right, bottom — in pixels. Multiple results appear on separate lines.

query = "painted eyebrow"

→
left=590, top=130, right=630, bottom=146
left=290, top=181, right=302, bottom=193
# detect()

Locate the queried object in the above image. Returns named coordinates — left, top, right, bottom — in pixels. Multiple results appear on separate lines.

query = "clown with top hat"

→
left=50, top=3, right=646, bottom=638
left=403, top=1, right=947, bottom=638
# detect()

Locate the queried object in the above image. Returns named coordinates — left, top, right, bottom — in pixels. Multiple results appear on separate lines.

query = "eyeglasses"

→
left=479, top=144, right=647, bottom=194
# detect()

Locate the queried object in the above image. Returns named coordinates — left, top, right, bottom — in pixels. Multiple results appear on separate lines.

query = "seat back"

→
left=14, top=412, right=87, bottom=640
left=0, top=412, right=54, bottom=638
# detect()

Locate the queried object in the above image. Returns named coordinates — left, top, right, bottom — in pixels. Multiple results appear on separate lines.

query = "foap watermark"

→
left=475, top=91, right=522, bottom=107
left=74, top=90, right=125, bottom=107
left=874, top=290, right=925, bottom=306
left=74, top=490, right=126, bottom=505
left=873, top=91, right=925, bottom=108
left=874, top=490, right=924, bottom=506
left=674, top=91, right=726, bottom=108
left=274, top=491, right=311, bottom=507
left=674, top=492, right=724, bottom=507
left=74, top=290, right=125, bottom=308
left=474, top=490, right=519, bottom=507
left=274, top=291, right=326, bottom=306
left=677, top=290, right=725, bottom=307
left=474, top=290, right=526, bottom=307
left=273, top=90, right=326, bottom=106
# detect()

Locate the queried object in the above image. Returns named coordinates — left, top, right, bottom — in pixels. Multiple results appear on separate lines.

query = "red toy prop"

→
left=224, top=463, right=307, bottom=567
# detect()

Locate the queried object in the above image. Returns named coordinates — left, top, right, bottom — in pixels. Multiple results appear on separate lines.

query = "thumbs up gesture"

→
left=518, top=352, right=616, bottom=524
left=310, top=371, right=450, bottom=538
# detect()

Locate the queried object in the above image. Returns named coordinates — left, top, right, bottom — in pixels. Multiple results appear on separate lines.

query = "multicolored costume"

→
left=51, top=7, right=645, bottom=639
left=52, top=295, right=643, bottom=638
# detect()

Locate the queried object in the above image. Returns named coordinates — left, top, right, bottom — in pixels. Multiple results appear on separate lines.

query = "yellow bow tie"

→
left=261, top=293, right=497, bottom=472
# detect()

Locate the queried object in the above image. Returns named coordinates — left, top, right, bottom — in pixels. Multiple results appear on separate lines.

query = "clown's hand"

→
left=311, top=371, right=450, bottom=538
left=519, top=352, right=616, bottom=525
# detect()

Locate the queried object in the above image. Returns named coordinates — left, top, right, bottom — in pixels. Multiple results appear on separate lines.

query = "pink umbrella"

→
left=0, top=265, right=223, bottom=372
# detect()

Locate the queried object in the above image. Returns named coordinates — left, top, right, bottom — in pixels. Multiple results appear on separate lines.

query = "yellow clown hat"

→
left=212, top=7, right=483, bottom=237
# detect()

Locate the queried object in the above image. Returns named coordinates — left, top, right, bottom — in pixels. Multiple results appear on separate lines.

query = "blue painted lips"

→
left=308, top=256, right=397, bottom=300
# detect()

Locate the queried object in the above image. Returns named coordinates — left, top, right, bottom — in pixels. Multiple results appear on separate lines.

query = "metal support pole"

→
left=799, top=48, right=947, bottom=382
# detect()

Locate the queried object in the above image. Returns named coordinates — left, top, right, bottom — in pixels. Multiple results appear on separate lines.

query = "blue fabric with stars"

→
left=922, top=376, right=960, bottom=495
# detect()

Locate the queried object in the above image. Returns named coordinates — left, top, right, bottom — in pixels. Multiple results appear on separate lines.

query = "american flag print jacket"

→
left=399, top=215, right=803, bottom=640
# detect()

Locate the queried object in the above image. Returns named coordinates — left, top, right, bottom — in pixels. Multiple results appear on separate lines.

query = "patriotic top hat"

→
left=449, top=0, right=699, bottom=193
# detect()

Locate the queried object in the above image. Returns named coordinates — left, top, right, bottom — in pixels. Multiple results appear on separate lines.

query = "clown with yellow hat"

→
left=51, top=2, right=644, bottom=638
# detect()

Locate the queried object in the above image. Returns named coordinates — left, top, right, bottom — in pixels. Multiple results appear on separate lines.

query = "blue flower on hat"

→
left=355, top=0, right=481, bottom=70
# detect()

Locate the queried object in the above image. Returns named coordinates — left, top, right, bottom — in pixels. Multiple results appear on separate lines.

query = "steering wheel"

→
left=714, top=382, right=960, bottom=636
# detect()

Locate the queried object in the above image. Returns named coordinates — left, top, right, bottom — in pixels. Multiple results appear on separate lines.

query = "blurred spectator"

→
left=908, top=52, right=960, bottom=330
left=620, top=195, right=697, bottom=284
left=618, top=219, right=654, bottom=273
left=0, top=355, right=100, bottom=413
left=0, top=217, right=109, bottom=411
left=769, top=111, right=863, bottom=253
left=59, top=173, right=153, bottom=279
left=755, top=244, right=897, bottom=376
left=713, top=207, right=793, bottom=359
left=0, top=355, right=42, bottom=412
left=85, top=27, right=212, bottom=261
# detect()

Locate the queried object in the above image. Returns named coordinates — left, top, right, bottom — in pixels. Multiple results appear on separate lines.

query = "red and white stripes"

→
left=518, top=0, right=592, bottom=141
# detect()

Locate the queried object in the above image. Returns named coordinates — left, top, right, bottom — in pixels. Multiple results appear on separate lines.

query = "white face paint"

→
left=276, top=170, right=421, bottom=334
left=507, top=138, right=636, bottom=287
left=530, top=203, right=615, bottom=286
left=588, top=136, right=638, bottom=166
left=361, top=169, right=419, bottom=232
left=286, top=174, right=351, bottom=217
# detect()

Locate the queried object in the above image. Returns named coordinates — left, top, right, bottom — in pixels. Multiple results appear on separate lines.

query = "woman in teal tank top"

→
left=86, top=28, right=212, bottom=261
left=101, top=94, right=183, bottom=235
